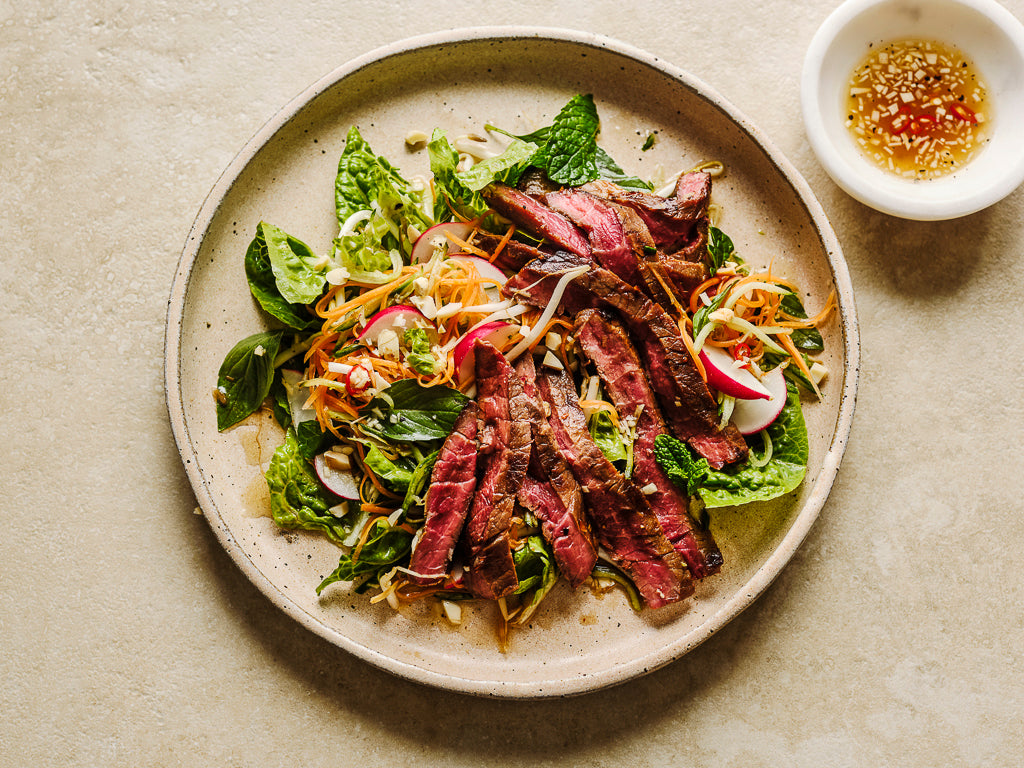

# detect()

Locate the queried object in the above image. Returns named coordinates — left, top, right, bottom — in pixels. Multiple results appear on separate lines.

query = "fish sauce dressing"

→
left=844, top=39, right=991, bottom=180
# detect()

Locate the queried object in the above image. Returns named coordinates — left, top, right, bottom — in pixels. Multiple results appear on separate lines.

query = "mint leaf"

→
left=653, top=433, right=710, bottom=496
left=533, top=93, right=601, bottom=186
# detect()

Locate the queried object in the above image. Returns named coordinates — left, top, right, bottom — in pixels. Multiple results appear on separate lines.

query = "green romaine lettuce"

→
left=699, top=382, right=809, bottom=508
left=427, top=129, right=489, bottom=223
left=264, top=429, right=352, bottom=545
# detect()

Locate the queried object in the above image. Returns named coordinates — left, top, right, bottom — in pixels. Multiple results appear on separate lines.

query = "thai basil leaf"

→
left=692, top=284, right=730, bottom=336
left=265, top=429, right=349, bottom=545
left=653, top=434, right=710, bottom=496
left=295, top=419, right=332, bottom=463
left=402, top=449, right=439, bottom=513
left=593, top=146, right=653, bottom=190
left=362, top=445, right=414, bottom=493
left=531, top=93, right=601, bottom=186
left=780, top=291, right=825, bottom=351
left=316, top=518, right=414, bottom=593
left=699, top=382, right=808, bottom=508
left=427, top=129, right=488, bottom=223
left=244, top=228, right=316, bottom=330
left=216, top=330, right=284, bottom=430
left=456, top=137, right=539, bottom=191
left=363, top=380, right=470, bottom=443
left=257, top=221, right=326, bottom=306
left=706, top=226, right=735, bottom=273
left=268, top=370, right=292, bottom=430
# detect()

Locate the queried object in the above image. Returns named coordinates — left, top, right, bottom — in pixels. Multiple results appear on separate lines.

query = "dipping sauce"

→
left=845, top=39, right=991, bottom=179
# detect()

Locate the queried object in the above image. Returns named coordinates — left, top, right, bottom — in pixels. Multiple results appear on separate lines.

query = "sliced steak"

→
left=482, top=183, right=592, bottom=259
left=462, top=341, right=531, bottom=600
left=574, top=310, right=723, bottom=578
left=536, top=367, right=691, bottom=607
left=583, top=171, right=711, bottom=254
left=544, top=188, right=647, bottom=290
left=514, top=353, right=597, bottom=588
left=469, top=230, right=548, bottom=274
left=506, top=257, right=748, bottom=468
left=408, top=402, right=480, bottom=584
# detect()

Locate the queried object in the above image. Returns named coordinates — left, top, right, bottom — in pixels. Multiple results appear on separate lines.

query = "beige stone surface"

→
left=2, top=0, right=1022, bottom=765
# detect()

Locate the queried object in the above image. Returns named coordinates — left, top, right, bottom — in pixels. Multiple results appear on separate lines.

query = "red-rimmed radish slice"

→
left=453, top=322, right=521, bottom=384
left=449, top=254, right=507, bottom=301
left=314, top=451, right=361, bottom=500
left=730, top=366, right=787, bottom=435
left=449, top=255, right=507, bottom=286
left=699, top=345, right=771, bottom=401
left=358, top=304, right=435, bottom=347
left=410, top=222, right=474, bottom=263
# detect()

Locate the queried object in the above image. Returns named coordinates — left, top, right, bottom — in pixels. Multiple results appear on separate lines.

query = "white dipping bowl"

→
left=802, top=0, right=1024, bottom=220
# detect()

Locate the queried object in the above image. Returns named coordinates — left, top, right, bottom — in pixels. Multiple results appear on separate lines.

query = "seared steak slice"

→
left=469, top=231, right=548, bottom=274
left=536, top=367, right=691, bottom=607
left=482, top=183, right=592, bottom=259
left=506, top=257, right=748, bottom=468
left=583, top=171, right=711, bottom=254
left=574, top=310, right=723, bottom=578
left=462, top=341, right=531, bottom=599
left=514, top=353, right=597, bottom=588
left=544, top=188, right=647, bottom=290
left=516, top=168, right=559, bottom=198
left=408, top=402, right=479, bottom=583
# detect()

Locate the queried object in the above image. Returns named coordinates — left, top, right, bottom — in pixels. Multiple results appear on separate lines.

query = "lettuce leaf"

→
left=427, top=129, right=489, bottom=223
left=244, top=226, right=318, bottom=330
left=256, top=221, right=326, bottom=306
left=265, top=429, right=352, bottom=545
left=456, top=137, right=539, bottom=191
left=334, top=126, right=432, bottom=273
left=699, top=383, right=808, bottom=508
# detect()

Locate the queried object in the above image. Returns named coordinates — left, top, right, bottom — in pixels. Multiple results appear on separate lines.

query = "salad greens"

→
left=214, top=91, right=831, bottom=630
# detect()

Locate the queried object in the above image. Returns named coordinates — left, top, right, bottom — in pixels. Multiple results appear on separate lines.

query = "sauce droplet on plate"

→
left=844, top=39, right=991, bottom=179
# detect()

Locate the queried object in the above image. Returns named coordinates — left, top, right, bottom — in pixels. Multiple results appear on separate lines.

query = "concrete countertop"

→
left=3, top=1, right=1022, bottom=765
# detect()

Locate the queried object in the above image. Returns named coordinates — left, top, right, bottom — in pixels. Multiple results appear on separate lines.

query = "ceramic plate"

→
left=165, top=27, right=859, bottom=698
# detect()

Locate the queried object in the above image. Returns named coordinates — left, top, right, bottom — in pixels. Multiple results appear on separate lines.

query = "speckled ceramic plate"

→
left=165, top=27, right=859, bottom=698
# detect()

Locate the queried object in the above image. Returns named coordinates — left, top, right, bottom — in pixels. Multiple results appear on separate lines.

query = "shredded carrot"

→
left=322, top=267, right=419, bottom=321
left=778, top=332, right=822, bottom=399
left=677, top=317, right=708, bottom=382
left=487, top=224, right=516, bottom=263
left=689, top=276, right=721, bottom=315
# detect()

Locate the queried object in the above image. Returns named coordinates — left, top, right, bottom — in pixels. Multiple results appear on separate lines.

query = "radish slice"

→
left=449, top=255, right=507, bottom=286
left=730, top=366, right=787, bottom=435
left=358, top=304, right=435, bottom=347
left=449, top=255, right=506, bottom=301
left=699, top=345, right=771, bottom=401
left=410, top=222, right=474, bottom=263
left=453, top=321, right=521, bottom=384
left=314, top=452, right=361, bottom=500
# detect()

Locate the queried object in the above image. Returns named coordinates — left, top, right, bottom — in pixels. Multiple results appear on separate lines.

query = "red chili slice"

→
left=950, top=103, right=978, bottom=124
left=345, top=364, right=372, bottom=395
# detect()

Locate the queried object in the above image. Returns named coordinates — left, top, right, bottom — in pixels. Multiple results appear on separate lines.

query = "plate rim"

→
left=164, top=25, right=860, bottom=698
